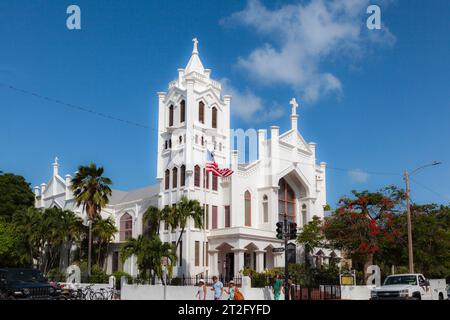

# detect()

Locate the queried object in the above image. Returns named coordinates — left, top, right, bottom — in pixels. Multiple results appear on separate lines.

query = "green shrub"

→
left=46, top=268, right=66, bottom=282
left=251, top=272, right=269, bottom=288
left=88, top=265, right=109, bottom=284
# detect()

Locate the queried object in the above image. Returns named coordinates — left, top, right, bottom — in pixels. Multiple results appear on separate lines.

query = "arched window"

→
left=179, top=136, right=183, bottom=144
left=302, top=204, right=307, bottom=227
left=244, top=191, right=251, bottom=227
left=262, top=195, right=269, bottom=223
left=169, top=105, right=174, bottom=127
left=164, top=140, right=168, bottom=150
left=203, top=168, right=209, bottom=189
left=278, top=178, right=296, bottom=223
left=120, top=213, right=133, bottom=241
left=212, top=107, right=217, bottom=128
left=201, top=136, right=204, bottom=146
left=180, top=165, right=186, bottom=187
left=172, top=167, right=178, bottom=188
left=194, top=165, right=201, bottom=187
left=165, top=169, right=170, bottom=190
left=199, top=101, right=205, bottom=123
left=180, top=100, right=185, bottom=123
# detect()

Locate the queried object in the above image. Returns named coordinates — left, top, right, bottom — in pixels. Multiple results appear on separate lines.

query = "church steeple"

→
left=185, top=37, right=205, bottom=74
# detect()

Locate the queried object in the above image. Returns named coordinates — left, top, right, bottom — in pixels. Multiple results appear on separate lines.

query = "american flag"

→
left=206, top=149, right=221, bottom=176
left=206, top=149, right=234, bottom=177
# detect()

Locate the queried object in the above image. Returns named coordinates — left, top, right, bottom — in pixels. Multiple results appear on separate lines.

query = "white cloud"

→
left=221, top=78, right=284, bottom=123
left=223, top=0, right=395, bottom=102
left=348, top=169, right=369, bottom=183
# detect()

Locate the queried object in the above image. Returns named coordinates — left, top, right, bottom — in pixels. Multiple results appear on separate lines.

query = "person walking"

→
left=224, top=280, right=235, bottom=300
left=211, top=276, right=224, bottom=300
left=272, top=274, right=284, bottom=300
left=195, top=279, right=207, bottom=300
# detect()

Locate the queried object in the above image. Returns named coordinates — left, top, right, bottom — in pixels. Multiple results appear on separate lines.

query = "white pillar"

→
left=209, top=250, right=219, bottom=277
left=270, top=126, right=279, bottom=187
left=273, top=252, right=284, bottom=268
left=65, top=174, right=72, bottom=200
left=156, top=92, right=166, bottom=181
left=40, top=183, right=47, bottom=207
left=256, top=251, right=265, bottom=272
left=233, top=249, right=245, bottom=276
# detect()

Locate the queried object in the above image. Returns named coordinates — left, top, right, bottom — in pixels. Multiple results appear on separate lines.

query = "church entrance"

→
left=224, top=253, right=234, bottom=282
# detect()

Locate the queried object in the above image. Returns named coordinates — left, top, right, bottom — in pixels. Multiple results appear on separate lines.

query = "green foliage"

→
left=0, top=220, right=29, bottom=267
left=121, top=235, right=177, bottom=281
left=0, top=172, right=35, bottom=221
left=251, top=272, right=269, bottom=288
left=88, top=265, right=110, bottom=283
left=71, top=163, right=112, bottom=220
left=323, top=186, right=405, bottom=267
left=47, top=268, right=66, bottom=282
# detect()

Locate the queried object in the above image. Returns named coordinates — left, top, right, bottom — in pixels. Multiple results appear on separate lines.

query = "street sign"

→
left=272, top=247, right=285, bottom=253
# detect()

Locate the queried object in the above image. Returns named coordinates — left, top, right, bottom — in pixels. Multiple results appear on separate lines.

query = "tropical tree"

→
left=297, top=215, right=326, bottom=285
left=92, top=216, right=118, bottom=267
left=323, top=186, right=405, bottom=273
left=120, top=235, right=177, bottom=283
left=143, top=206, right=164, bottom=236
left=0, top=172, right=35, bottom=221
left=11, top=207, right=43, bottom=267
left=71, top=163, right=112, bottom=276
left=168, top=196, right=203, bottom=250
left=0, top=219, right=30, bottom=267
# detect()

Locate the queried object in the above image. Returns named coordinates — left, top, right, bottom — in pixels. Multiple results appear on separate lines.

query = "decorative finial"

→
left=54, top=157, right=59, bottom=164
left=289, top=98, right=299, bottom=115
left=192, top=37, right=199, bottom=55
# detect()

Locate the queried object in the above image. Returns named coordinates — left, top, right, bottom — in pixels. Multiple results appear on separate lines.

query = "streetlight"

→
left=404, top=161, right=442, bottom=273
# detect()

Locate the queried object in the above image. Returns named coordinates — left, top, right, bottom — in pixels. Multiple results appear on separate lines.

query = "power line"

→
left=409, top=177, right=450, bottom=203
left=0, top=82, right=151, bottom=129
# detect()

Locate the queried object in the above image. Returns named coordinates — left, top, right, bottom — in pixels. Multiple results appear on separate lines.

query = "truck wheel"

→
left=412, top=292, right=421, bottom=300
left=438, top=293, right=444, bottom=300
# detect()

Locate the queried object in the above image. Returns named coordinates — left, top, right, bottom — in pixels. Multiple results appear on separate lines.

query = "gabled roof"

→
left=108, top=184, right=159, bottom=205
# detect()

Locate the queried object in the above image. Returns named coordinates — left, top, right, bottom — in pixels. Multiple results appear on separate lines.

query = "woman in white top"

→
left=195, top=279, right=207, bottom=300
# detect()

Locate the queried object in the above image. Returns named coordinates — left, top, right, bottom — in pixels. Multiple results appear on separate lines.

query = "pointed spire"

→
left=185, top=37, right=205, bottom=74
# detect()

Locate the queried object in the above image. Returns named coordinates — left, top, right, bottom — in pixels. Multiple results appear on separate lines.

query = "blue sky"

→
left=0, top=0, right=449, bottom=207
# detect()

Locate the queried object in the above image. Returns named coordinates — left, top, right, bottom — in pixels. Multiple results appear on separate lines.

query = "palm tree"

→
left=92, top=217, right=118, bottom=268
left=170, top=196, right=203, bottom=250
left=143, top=206, right=163, bottom=236
left=11, top=207, right=43, bottom=267
left=121, top=235, right=177, bottom=283
left=71, top=163, right=112, bottom=276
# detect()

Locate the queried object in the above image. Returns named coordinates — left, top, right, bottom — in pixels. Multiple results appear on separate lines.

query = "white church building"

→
left=34, top=39, right=332, bottom=280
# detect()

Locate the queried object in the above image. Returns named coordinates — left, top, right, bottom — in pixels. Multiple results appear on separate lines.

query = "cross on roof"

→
left=289, top=98, right=298, bottom=115
left=192, top=37, right=199, bottom=55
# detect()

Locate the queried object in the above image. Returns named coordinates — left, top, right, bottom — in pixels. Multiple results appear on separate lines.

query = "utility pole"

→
left=284, top=212, right=289, bottom=301
left=403, top=161, right=441, bottom=274
left=404, top=171, right=414, bottom=273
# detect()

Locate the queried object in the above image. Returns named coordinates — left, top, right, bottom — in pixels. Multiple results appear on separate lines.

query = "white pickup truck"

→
left=370, top=273, right=447, bottom=300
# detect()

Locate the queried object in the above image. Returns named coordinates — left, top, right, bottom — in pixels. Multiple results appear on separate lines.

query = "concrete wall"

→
left=340, top=285, right=374, bottom=300
left=120, top=284, right=278, bottom=301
